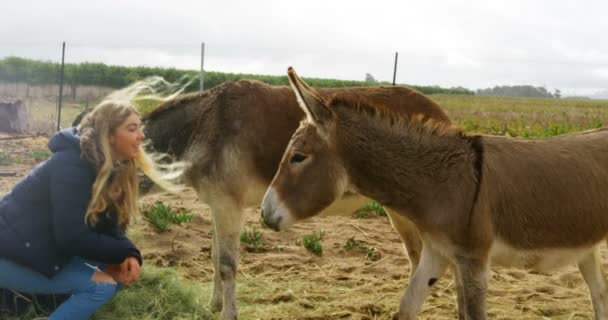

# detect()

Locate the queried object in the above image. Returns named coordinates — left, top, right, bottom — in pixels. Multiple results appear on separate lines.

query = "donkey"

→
left=262, top=67, right=608, bottom=320
left=142, top=79, right=451, bottom=319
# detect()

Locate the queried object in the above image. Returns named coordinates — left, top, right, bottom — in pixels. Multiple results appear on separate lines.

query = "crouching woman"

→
left=0, top=100, right=180, bottom=319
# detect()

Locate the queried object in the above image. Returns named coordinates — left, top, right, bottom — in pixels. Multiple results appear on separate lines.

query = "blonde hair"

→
left=78, top=77, right=189, bottom=226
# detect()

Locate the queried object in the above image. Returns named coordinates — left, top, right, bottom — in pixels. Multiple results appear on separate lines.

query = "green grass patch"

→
left=31, top=150, right=51, bottom=162
left=354, top=200, right=387, bottom=218
left=2, top=266, right=213, bottom=320
left=93, top=266, right=213, bottom=320
left=344, top=237, right=382, bottom=261
left=302, top=231, right=325, bottom=256
left=240, top=227, right=269, bottom=252
left=142, top=201, right=193, bottom=232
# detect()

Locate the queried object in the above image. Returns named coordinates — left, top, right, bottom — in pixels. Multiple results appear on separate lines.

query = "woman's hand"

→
left=104, top=257, right=141, bottom=285
left=104, top=263, right=124, bottom=283
left=122, top=256, right=141, bottom=285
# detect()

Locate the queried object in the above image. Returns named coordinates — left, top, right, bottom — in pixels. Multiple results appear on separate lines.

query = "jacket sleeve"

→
left=48, top=153, right=142, bottom=265
left=109, top=226, right=143, bottom=266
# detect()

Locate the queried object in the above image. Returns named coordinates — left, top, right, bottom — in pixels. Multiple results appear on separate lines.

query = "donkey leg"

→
left=578, top=247, right=608, bottom=320
left=453, top=266, right=467, bottom=320
left=453, top=256, right=489, bottom=320
left=395, top=244, right=449, bottom=320
left=209, top=228, right=223, bottom=312
left=387, top=211, right=423, bottom=278
left=207, top=196, right=245, bottom=320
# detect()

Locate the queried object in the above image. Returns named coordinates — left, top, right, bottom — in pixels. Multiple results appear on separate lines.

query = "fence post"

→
left=57, top=42, right=66, bottom=131
left=392, top=51, right=399, bottom=86
left=200, top=42, right=205, bottom=92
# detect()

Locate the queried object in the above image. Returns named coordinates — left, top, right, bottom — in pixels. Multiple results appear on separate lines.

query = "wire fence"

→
left=0, top=42, right=407, bottom=135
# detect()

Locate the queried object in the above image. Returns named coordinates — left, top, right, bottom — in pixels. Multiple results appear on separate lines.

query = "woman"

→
left=0, top=99, right=180, bottom=319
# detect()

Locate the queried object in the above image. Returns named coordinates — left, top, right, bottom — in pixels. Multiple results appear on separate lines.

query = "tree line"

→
left=476, top=85, right=561, bottom=98
left=0, top=56, right=475, bottom=96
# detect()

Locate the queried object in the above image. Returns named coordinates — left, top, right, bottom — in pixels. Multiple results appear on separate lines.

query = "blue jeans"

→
left=0, top=257, right=118, bottom=320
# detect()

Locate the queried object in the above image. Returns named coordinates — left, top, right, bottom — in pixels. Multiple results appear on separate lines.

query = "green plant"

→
left=303, top=231, right=325, bottom=256
left=240, top=227, right=269, bottom=252
left=344, top=237, right=381, bottom=261
left=142, top=201, right=193, bottom=232
left=169, top=209, right=194, bottom=224
left=354, top=200, right=387, bottom=218
left=0, top=151, right=12, bottom=165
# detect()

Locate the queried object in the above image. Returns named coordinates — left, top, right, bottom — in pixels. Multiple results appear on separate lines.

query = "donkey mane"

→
left=328, top=93, right=485, bottom=228
left=144, top=90, right=211, bottom=121
left=328, top=94, right=463, bottom=139
left=145, top=79, right=281, bottom=121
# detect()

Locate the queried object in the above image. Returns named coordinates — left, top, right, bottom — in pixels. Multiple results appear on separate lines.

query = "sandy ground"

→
left=0, top=134, right=602, bottom=320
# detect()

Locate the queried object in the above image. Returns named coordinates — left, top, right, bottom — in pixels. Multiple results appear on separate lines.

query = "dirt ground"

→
left=0, top=133, right=603, bottom=320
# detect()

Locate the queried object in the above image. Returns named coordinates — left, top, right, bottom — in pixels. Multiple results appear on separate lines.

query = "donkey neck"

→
left=335, top=108, right=481, bottom=222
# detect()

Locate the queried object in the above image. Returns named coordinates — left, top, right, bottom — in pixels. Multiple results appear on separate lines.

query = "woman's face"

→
left=110, top=113, right=145, bottom=161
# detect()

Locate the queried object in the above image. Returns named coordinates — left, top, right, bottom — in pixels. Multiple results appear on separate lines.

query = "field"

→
left=2, top=92, right=608, bottom=319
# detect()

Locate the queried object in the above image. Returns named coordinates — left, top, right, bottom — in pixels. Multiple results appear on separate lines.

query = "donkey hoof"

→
left=222, top=310, right=238, bottom=320
left=209, top=298, right=223, bottom=313
left=391, top=311, right=411, bottom=320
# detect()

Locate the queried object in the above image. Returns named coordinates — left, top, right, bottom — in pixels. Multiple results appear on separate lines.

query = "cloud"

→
left=1, top=0, right=607, bottom=94
left=593, top=69, right=608, bottom=79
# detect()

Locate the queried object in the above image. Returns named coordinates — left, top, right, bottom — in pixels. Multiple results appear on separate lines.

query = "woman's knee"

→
left=85, top=271, right=118, bottom=303
left=89, top=281, right=118, bottom=304
left=92, top=270, right=117, bottom=284
left=49, top=275, right=118, bottom=320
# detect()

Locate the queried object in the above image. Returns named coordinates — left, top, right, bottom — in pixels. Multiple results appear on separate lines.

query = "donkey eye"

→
left=290, top=153, right=307, bottom=164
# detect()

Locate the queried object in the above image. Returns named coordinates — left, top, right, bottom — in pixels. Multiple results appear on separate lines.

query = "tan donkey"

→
left=142, top=79, right=450, bottom=319
left=262, top=67, right=608, bottom=320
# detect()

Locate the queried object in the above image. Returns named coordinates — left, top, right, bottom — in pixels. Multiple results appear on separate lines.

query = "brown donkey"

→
left=262, top=67, right=608, bottom=320
left=142, top=79, right=450, bottom=319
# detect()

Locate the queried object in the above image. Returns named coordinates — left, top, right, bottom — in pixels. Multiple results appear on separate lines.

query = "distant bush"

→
left=476, top=85, right=560, bottom=98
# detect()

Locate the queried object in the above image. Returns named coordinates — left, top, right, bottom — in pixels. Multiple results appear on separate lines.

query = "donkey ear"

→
left=287, top=67, right=334, bottom=125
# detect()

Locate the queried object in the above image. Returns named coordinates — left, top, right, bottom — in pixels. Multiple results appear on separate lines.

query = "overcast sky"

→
left=1, top=0, right=607, bottom=96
